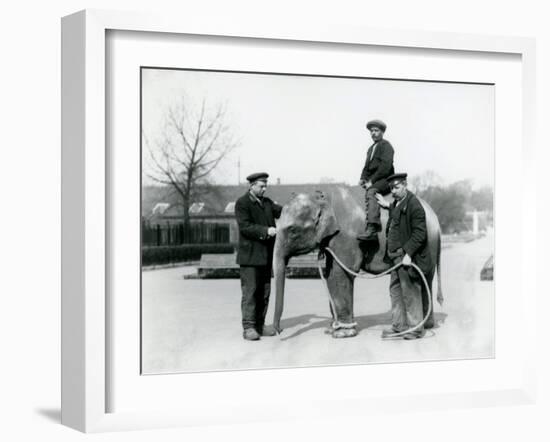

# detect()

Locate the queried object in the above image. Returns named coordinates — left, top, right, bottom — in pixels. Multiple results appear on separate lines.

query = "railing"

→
left=142, top=220, right=230, bottom=246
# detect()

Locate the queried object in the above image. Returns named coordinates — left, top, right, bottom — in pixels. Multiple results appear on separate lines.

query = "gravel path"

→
left=142, top=232, right=494, bottom=374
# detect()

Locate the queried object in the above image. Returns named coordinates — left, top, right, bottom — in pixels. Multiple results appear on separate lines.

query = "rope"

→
left=319, top=246, right=433, bottom=339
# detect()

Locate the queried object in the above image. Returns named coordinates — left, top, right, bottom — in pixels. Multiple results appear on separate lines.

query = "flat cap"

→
left=366, top=119, right=387, bottom=132
left=246, top=172, right=269, bottom=183
left=387, top=173, right=408, bottom=186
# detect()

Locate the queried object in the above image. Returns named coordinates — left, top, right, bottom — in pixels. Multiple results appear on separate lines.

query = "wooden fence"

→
left=142, top=220, right=230, bottom=246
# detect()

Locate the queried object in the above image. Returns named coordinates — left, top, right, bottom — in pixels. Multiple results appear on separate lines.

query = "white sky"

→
left=142, top=68, right=494, bottom=188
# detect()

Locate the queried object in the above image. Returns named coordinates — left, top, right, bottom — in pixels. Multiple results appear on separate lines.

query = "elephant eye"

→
left=287, top=225, right=301, bottom=238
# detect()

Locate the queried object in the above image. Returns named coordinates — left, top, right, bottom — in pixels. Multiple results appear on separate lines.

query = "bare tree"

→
left=410, top=170, right=443, bottom=194
left=145, top=97, right=239, bottom=226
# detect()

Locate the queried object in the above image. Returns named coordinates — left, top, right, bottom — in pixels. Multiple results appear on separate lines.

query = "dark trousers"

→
left=365, top=187, right=381, bottom=225
left=240, top=265, right=271, bottom=331
left=389, top=258, right=424, bottom=334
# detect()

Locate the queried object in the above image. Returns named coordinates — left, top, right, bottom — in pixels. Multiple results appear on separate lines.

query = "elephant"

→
left=272, top=186, right=443, bottom=338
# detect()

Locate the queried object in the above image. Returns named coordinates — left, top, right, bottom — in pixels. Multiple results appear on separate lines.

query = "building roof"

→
left=142, top=183, right=364, bottom=220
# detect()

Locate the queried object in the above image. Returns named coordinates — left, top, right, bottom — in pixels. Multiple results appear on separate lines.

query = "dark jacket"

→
left=384, top=191, right=432, bottom=275
left=235, top=192, right=282, bottom=266
left=360, top=139, right=395, bottom=194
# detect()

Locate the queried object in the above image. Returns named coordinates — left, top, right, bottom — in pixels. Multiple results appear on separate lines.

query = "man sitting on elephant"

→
left=357, top=119, right=395, bottom=242
left=375, top=173, right=433, bottom=340
left=235, top=172, right=282, bottom=341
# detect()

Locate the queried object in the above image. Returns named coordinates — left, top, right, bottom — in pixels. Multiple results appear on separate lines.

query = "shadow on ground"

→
left=279, top=311, right=448, bottom=340
left=278, top=314, right=330, bottom=340
left=35, top=408, right=61, bottom=423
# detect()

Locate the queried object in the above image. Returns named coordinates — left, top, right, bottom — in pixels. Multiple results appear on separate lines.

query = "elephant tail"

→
left=436, top=231, right=444, bottom=306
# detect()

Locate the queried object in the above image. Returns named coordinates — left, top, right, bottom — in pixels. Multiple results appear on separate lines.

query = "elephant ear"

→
left=314, top=191, right=340, bottom=246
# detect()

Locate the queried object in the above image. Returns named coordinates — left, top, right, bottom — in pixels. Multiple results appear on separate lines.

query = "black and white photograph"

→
left=5, top=0, right=550, bottom=439
left=140, top=67, right=495, bottom=374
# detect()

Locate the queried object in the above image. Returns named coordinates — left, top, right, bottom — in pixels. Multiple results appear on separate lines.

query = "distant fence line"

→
left=142, top=220, right=230, bottom=246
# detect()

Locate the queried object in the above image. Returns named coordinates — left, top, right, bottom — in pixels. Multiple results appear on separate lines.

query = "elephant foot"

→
left=332, top=328, right=358, bottom=338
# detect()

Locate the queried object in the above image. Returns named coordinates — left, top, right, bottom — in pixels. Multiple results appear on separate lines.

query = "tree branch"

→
left=143, top=96, right=238, bottom=224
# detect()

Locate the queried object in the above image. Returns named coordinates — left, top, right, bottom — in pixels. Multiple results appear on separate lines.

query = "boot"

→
left=381, top=326, right=406, bottom=339
left=243, top=328, right=260, bottom=341
left=357, top=223, right=381, bottom=241
left=403, top=329, right=426, bottom=340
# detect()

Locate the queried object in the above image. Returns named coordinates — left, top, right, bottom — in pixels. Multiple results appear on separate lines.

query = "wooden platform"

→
left=185, top=253, right=325, bottom=279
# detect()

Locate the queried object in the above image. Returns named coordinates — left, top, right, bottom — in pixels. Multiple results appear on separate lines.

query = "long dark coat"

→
left=384, top=191, right=433, bottom=275
left=360, top=138, right=395, bottom=194
left=234, top=192, right=282, bottom=266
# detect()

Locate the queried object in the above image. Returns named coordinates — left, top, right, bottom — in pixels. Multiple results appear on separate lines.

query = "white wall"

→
left=0, top=1, right=547, bottom=441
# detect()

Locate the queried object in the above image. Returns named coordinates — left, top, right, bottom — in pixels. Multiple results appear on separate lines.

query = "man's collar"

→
left=397, top=191, right=411, bottom=210
left=248, top=191, right=263, bottom=205
left=394, top=190, right=410, bottom=209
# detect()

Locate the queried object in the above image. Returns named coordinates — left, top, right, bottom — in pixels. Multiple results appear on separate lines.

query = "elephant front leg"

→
left=325, top=264, right=357, bottom=338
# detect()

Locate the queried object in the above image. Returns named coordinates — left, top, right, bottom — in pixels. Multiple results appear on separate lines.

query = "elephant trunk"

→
left=272, top=235, right=287, bottom=334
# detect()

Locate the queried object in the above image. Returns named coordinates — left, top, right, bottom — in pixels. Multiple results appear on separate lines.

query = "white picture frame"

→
left=61, top=9, right=537, bottom=433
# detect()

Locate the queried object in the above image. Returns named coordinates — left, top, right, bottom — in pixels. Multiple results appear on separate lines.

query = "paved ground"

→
left=142, top=231, right=494, bottom=374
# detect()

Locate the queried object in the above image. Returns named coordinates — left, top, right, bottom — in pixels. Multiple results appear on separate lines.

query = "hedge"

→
left=142, top=243, right=235, bottom=266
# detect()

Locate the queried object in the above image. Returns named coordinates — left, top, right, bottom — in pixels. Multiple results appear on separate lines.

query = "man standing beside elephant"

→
left=235, top=172, right=282, bottom=341
left=375, top=173, right=433, bottom=340
left=357, top=119, right=395, bottom=241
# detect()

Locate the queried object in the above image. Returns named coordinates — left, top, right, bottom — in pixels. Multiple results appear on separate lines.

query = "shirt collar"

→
left=394, top=190, right=409, bottom=208
left=248, top=191, right=263, bottom=205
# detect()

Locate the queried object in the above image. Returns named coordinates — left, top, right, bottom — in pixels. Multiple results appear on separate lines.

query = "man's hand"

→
left=267, top=227, right=277, bottom=237
left=375, top=193, right=390, bottom=209
left=402, top=254, right=412, bottom=267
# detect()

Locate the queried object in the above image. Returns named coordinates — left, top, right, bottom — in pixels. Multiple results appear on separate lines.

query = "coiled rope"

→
left=319, top=246, right=432, bottom=339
